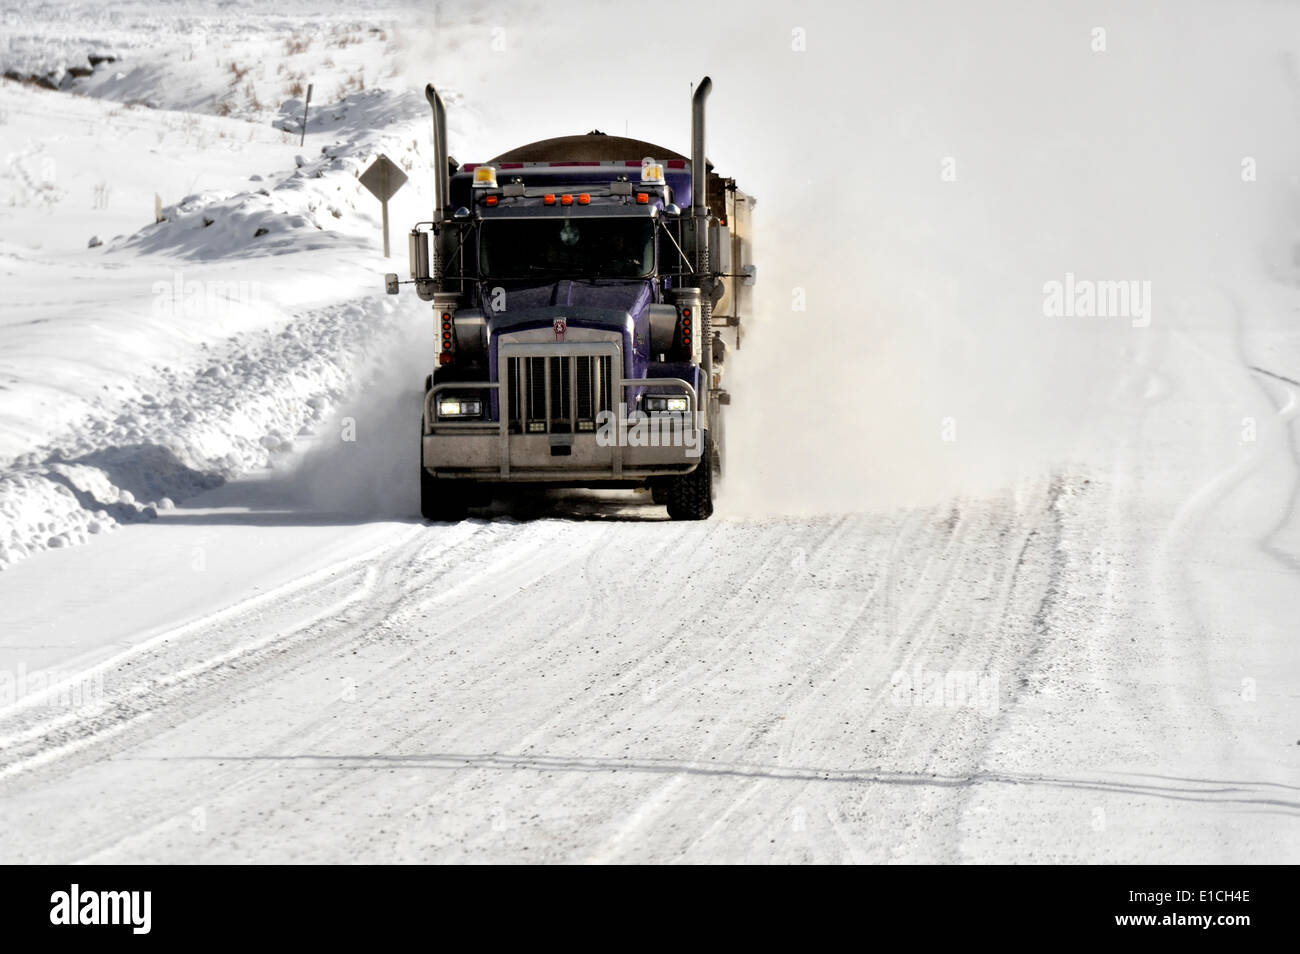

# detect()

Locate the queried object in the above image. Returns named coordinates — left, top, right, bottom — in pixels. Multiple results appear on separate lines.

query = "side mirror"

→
left=384, top=273, right=399, bottom=294
left=662, top=203, right=682, bottom=217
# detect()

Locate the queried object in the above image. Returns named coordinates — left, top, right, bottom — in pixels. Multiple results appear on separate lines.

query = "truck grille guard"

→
left=423, top=341, right=699, bottom=478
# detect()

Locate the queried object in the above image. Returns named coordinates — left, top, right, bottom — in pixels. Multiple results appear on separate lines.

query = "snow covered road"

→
left=1, top=439, right=1295, bottom=862
left=0, top=477, right=1075, bottom=863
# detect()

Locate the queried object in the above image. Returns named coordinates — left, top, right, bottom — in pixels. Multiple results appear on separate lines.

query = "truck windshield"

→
left=479, top=217, right=655, bottom=280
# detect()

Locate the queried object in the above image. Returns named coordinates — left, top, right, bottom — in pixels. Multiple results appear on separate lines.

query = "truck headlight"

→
left=644, top=395, right=689, bottom=413
left=438, top=397, right=482, bottom=417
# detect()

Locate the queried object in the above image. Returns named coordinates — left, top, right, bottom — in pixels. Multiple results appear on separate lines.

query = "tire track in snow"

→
left=739, top=486, right=1059, bottom=863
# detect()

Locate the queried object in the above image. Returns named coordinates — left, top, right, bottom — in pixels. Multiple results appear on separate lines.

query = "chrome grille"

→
left=506, top=353, right=613, bottom=434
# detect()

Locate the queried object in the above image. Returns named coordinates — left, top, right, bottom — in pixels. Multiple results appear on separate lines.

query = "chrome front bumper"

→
left=423, top=341, right=702, bottom=481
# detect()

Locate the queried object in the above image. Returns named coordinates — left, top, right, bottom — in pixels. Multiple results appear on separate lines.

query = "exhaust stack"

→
left=422, top=83, right=451, bottom=290
left=690, top=76, right=712, bottom=215
left=425, top=83, right=450, bottom=221
left=691, top=77, right=714, bottom=393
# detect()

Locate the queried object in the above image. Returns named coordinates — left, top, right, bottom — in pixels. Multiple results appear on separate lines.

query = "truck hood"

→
left=482, top=280, right=654, bottom=401
left=481, top=279, right=652, bottom=333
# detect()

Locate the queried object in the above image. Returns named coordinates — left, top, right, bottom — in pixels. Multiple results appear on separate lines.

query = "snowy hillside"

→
left=0, top=3, right=488, bottom=568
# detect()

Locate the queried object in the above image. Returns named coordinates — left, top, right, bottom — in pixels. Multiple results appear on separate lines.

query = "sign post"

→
left=359, top=154, right=408, bottom=258
left=299, top=83, right=312, bottom=147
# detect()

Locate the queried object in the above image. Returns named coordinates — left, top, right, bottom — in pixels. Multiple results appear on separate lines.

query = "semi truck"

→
left=386, top=76, right=755, bottom=521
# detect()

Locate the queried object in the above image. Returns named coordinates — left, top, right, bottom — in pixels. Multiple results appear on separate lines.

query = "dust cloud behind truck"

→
left=386, top=76, right=755, bottom=521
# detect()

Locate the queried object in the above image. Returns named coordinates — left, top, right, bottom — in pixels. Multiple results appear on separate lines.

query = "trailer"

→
left=386, top=76, right=755, bottom=520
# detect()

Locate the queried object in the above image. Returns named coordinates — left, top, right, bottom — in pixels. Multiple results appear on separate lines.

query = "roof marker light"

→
left=544, top=193, right=556, bottom=205
left=636, top=193, right=649, bottom=204
left=484, top=194, right=499, bottom=206
left=578, top=193, right=590, bottom=205
left=561, top=194, right=574, bottom=206
left=640, top=157, right=665, bottom=185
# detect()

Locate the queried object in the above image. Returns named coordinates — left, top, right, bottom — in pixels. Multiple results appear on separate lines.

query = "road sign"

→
left=359, top=154, right=408, bottom=257
left=360, top=154, right=407, bottom=203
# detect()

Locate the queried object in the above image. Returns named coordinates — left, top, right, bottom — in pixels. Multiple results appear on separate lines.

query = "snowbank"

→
left=0, top=298, right=410, bottom=569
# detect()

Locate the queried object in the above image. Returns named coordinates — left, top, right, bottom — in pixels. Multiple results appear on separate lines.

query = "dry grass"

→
left=284, top=69, right=308, bottom=99
left=333, top=68, right=366, bottom=102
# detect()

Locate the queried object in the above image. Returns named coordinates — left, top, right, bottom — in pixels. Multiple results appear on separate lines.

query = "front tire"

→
left=665, top=430, right=714, bottom=521
left=420, top=467, right=468, bottom=522
left=420, top=419, right=467, bottom=522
